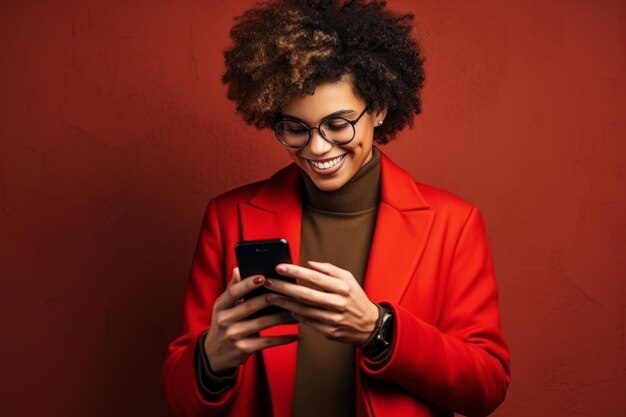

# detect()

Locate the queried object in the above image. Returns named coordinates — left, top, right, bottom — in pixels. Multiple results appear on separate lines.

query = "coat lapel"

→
left=363, top=151, right=435, bottom=303
left=239, top=164, right=302, bottom=417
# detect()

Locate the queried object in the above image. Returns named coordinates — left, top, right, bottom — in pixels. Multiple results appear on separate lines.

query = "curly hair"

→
left=222, top=0, right=425, bottom=144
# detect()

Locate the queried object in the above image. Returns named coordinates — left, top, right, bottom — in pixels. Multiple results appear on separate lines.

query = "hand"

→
left=264, top=261, right=379, bottom=345
left=203, top=268, right=298, bottom=373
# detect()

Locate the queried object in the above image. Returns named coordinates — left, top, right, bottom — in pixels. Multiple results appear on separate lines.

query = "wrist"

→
left=197, top=331, right=237, bottom=398
left=203, top=331, right=229, bottom=375
left=359, top=304, right=394, bottom=360
left=355, top=302, right=380, bottom=345
left=365, top=301, right=380, bottom=333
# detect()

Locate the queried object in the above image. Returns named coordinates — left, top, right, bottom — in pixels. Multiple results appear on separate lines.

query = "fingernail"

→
left=253, top=275, right=264, bottom=285
left=264, top=278, right=272, bottom=287
left=266, top=294, right=275, bottom=303
left=276, top=264, right=286, bottom=274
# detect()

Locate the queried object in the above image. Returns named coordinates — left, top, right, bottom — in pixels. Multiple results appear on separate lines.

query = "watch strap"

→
left=360, top=304, right=394, bottom=360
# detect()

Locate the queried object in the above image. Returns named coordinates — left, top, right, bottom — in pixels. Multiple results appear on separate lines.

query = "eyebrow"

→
left=280, top=108, right=358, bottom=123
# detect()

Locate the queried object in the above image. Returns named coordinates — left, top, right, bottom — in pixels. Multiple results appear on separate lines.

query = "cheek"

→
left=286, top=149, right=303, bottom=165
left=353, top=132, right=374, bottom=153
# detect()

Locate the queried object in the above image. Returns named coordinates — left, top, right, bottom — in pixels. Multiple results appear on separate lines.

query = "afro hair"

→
left=222, top=0, right=426, bottom=144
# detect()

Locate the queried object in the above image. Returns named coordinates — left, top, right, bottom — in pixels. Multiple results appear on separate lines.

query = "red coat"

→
left=161, top=150, right=511, bottom=417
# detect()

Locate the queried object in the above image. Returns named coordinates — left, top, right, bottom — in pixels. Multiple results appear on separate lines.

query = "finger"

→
left=264, top=278, right=346, bottom=310
left=216, top=293, right=272, bottom=326
left=218, top=268, right=242, bottom=308
left=225, top=311, right=294, bottom=340
left=231, top=267, right=242, bottom=284
left=233, top=334, right=299, bottom=355
left=274, top=264, right=350, bottom=295
left=267, top=295, right=341, bottom=324
left=291, top=313, right=340, bottom=341
left=214, top=275, right=265, bottom=311
left=306, top=261, right=347, bottom=277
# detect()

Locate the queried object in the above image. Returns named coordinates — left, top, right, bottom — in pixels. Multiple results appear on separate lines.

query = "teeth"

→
left=310, top=155, right=344, bottom=170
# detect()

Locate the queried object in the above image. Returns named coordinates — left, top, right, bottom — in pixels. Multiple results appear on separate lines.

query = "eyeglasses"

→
left=272, top=106, right=369, bottom=149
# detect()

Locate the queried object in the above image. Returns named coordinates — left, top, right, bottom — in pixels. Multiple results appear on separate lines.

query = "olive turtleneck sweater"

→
left=293, top=148, right=380, bottom=417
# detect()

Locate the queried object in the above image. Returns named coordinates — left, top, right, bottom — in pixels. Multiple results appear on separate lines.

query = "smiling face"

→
left=280, top=79, right=386, bottom=192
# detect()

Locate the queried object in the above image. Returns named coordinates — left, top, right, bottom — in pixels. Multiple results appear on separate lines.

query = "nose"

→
left=308, top=128, right=333, bottom=155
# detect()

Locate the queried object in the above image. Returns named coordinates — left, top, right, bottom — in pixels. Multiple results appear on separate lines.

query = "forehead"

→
left=281, top=80, right=365, bottom=122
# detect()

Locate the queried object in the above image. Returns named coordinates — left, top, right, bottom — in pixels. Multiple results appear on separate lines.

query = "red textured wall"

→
left=1, top=1, right=625, bottom=416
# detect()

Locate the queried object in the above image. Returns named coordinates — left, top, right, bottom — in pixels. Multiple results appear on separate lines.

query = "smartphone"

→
left=235, top=238, right=294, bottom=317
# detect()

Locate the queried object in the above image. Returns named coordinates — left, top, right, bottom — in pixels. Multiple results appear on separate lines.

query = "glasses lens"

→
left=274, top=121, right=309, bottom=147
left=320, top=117, right=355, bottom=144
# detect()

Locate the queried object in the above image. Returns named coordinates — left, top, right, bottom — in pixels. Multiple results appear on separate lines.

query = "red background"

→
left=1, top=1, right=625, bottom=416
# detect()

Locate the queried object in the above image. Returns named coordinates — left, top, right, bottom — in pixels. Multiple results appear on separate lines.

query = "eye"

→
left=285, top=127, right=308, bottom=135
left=323, top=118, right=350, bottom=131
left=278, top=121, right=308, bottom=135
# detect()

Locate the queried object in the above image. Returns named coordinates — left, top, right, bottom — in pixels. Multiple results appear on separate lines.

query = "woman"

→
left=161, top=1, right=510, bottom=416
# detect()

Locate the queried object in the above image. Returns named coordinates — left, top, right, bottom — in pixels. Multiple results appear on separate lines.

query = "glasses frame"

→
left=272, top=106, right=369, bottom=149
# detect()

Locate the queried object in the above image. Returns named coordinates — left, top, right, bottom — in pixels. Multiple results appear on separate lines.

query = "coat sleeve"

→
left=160, top=198, right=242, bottom=417
left=361, top=207, right=511, bottom=417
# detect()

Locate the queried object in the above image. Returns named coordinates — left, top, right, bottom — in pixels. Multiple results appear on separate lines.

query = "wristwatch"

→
left=360, top=304, right=394, bottom=360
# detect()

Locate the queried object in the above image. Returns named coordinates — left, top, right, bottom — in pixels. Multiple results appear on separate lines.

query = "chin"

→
left=304, top=170, right=350, bottom=192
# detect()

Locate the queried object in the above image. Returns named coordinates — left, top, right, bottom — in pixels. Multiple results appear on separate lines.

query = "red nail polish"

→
left=264, top=279, right=272, bottom=287
left=253, top=276, right=264, bottom=284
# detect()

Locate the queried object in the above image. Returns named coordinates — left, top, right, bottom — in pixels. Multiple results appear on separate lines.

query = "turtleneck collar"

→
left=301, top=147, right=381, bottom=213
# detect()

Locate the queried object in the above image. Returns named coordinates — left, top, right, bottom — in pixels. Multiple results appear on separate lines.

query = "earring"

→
left=377, top=120, right=383, bottom=126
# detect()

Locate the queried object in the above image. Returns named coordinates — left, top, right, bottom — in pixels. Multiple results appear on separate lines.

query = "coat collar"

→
left=248, top=148, right=430, bottom=213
